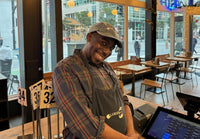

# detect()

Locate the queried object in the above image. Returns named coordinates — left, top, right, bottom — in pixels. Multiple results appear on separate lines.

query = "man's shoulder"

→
left=58, top=55, right=81, bottom=66
left=55, top=55, right=84, bottom=72
left=103, top=61, right=113, bottom=69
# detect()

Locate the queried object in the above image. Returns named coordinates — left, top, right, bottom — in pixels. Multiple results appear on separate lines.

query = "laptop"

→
left=142, top=106, right=200, bottom=139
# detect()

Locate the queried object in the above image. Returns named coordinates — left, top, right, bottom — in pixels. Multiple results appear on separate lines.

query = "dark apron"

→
left=85, top=62, right=127, bottom=135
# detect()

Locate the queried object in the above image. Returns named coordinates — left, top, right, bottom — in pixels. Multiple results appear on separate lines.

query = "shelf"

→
left=0, top=73, right=9, bottom=131
left=0, top=99, right=7, bottom=103
left=0, top=118, right=9, bottom=123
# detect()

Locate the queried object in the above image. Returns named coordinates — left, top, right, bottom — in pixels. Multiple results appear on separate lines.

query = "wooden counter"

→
left=0, top=112, right=64, bottom=139
left=0, top=96, right=158, bottom=139
left=127, top=95, right=158, bottom=109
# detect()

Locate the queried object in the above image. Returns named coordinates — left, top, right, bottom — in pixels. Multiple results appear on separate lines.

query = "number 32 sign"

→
left=40, top=90, right=57, bottom=109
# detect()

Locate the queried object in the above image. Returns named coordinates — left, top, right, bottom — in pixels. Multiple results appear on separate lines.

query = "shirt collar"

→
left=74, top=49, right=104, bottom=68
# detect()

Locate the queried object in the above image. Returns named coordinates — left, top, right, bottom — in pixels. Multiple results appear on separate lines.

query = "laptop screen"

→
left=142, top=107, right=200, bottom=139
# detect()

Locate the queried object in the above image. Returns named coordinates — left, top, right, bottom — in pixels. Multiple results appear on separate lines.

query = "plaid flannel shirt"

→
left=53, top=49, right=122, bottom=139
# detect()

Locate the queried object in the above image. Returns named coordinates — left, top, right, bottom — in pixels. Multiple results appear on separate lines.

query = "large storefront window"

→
left=0, top=0, right=19, bottom=96
left=192, top=15, right=200, bottom=56
left=156, top=11, right=171, bottom=55
left=61, top=0, right=124, bottom=62
left=42, top=0, right=52, bottom=73
left=174, top=13, right=183, bottom=56
left=128, top=7, right=145, bottom=59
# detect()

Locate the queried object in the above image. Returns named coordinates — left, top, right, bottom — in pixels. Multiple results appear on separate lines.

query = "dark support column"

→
left=188, top=0, right=194, bottom=5
left=49, top=0, right=63, bottom=69
left=189, top=15, right=193, bottom=53
left=18, top=0, right=43, bottom=123
left=145, top=0, right=157, bottom=61
left=189, top=15, right=193, bottom=65
left=11, top=0, right=16, bottom=50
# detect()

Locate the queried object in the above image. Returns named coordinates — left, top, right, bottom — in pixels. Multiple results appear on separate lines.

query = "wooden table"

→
left=166, top=57, right=191, bottom=80
left=140, top=61, right=169, bottom=69
left=175, top=55, right=199, bottom=60
left=113, top=70, right=129, bottom=79
left=166, top=57, right=191, bottom=64
left=117, top=64, right=151, bottom=97
left=175, top=56, right=199, bottom=78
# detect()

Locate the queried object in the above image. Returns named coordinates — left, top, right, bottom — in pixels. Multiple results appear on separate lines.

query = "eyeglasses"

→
left=93, top=33, right=115, bottom=51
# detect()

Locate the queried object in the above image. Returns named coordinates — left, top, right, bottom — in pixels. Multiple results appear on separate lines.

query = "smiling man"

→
left=53, top=22, right=140, bottom=139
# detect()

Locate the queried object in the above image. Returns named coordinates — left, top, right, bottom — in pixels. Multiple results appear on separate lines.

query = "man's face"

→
left=85, top=32, right=116, bottom=64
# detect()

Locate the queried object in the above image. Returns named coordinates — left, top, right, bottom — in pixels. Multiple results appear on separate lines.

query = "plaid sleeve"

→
left=52, top=63, right=105, bottom=139
left=123, top=95, right=129, bottom=106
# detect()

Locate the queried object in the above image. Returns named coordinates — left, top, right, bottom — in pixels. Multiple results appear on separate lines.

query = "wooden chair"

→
left=118, top=79, right=130, bottom=95
left=189, top=57, right=199, bottom=85
left=140, top=66, right=169, bottom=106
left=156, top=65, right=181, bottom=99
left=130, top=56, right=152, bottom=77
left=156, top=54, right=175, bottom=72
left=43, top=72, right=53, bottom=82
left=130, top=56, right=142, bottom=65
left=179, top=57, right=198, bottom=87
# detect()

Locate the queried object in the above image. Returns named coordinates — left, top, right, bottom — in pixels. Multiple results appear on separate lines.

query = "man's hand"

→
left=127, top=132, right=141, bottom=139
left=124, top=105, right=142, bottom=139
left=102, top=123, right=141, bottom=139
left=102, top=103, right=143, bottom=139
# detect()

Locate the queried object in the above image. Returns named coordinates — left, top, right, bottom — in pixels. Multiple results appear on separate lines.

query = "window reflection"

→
left=174, top=13, right=183, bottom=56
left=42, top=0, right=51, bottom=73
left=61, top=0, right=124, bottom=62
left=0, top=0, right=20, bottom=96
left=156, top=11, right=171, bottom=55
left=128, top=7, right=145, bottom=59
left=192, top=15, right=200, bottom=56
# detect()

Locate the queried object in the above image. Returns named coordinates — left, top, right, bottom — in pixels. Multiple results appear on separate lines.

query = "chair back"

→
left=161, top=65, right=171, bottom=85
left=193, top=57, right=199, bottom=66
left=0, top=59, right=12, bottom=79
left=166, top=64, right=176, bottom=80
left=185, top=51, right=191, bottom=58
left=190, top=57, right=199, bottom=70
left=43, top=72, right=53, bottom=82
left=130, top=56, right=141, bottom=65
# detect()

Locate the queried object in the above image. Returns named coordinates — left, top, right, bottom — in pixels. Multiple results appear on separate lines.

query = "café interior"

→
left=0, top=0, right=200, bottom=138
